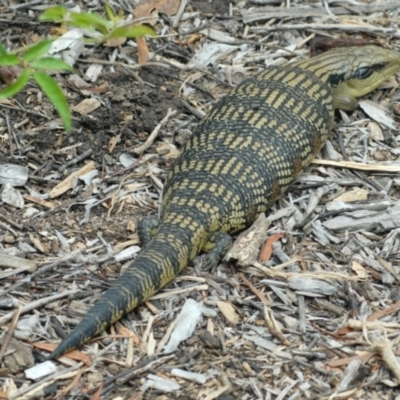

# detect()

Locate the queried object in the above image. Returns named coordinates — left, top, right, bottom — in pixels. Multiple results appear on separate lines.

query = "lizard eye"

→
left=354, top=67, right=373, bottom=79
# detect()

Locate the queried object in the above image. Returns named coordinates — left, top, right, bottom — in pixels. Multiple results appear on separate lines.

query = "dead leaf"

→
left=259, top=233, right=284, bottom=262
left=137, top=37, right=150, bottom=64
left=32, top=342, right=92, bottom=365
left=134, top=0, right=180, bottom=21
left=104, top=37, right=126, bottom=48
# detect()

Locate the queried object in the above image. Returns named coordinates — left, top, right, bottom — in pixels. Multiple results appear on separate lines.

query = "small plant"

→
left=0, top=5, right=155, bottom=132
left=0, top=40, right=74, bottom=131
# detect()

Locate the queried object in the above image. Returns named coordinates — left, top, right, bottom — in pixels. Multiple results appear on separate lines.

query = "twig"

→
left=238, top=273, right=270, bottom=304
left=0, top=213, right=23, bottom=230
left=0, top=221, right=18, bottom=237
left=0, top=251, right=36, bottom=272
left=116, top=354, right=176, bottom=385
left=251, top=23, right=400, bottom=38
left=0, top=290, right=80, bottom=325
left=7, top=0, right=42, bottom=10
left=0, top=304, right=22, bottom=364
left=9, top=363, right=83, bottom=400
left=0, top=103, right=50, bottom=128
left=132, top=108, right=177, bottom=155
left=173, top=0, right=188, bottom=28
left=374, top=339, right=400, bottom=383
left=0, top=250, right=82, bottom=297
left=311, top=159, right=400, bottom=172
left=78, top=58, right=174, bottom=71
left=179, top=99, right=206, bottom=119
left=54, top=368, right=84, bottom=400
left=58, top=148, right=93, bottom=172
left=149, top=284, right=208, bottom=300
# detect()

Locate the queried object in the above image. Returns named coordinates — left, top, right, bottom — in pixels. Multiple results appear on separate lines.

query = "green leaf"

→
left=23, top=40, right=52, bottom=62
left=0, top=69, right=30, bottom=99
left=30, top=57, right=73, bottom=71
left=109, top=25, right=156, bottom=39
left=69, top=12, right=111, bottom=34
left=0, top=54, right=20, bottom=66
left=33, top=72, right=72, bottom=132
left=0, top=42, right=6, bottom=57
left=39, top=6, right=68, bottom=22
left=104, top=3, right=116, bottom=22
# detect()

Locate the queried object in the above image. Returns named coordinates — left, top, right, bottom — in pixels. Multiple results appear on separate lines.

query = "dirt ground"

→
left=2, top=0, right=400, bottom=399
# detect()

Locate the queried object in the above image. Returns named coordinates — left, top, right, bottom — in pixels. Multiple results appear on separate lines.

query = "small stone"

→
left=4, top=235, right=15, bottom=244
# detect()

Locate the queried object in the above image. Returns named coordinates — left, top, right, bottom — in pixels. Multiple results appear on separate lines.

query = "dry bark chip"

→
left=2, top=338, right=34, bottom=374
left=225, top=213, right=271, bottom=266
left=334, top=188, right=368, bottom=203
left=216, top=301, right=239, bottom=324
left=49, top=161, right=96, bottom=198
left=72, top=98, right=101, bottom=116
left=359, top=100, right=397, bottom=130
left=287, top=277, right=337, bottom=296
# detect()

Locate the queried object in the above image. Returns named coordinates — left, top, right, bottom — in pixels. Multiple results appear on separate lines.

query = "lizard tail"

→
left=48, top=217, right=205, bottom=360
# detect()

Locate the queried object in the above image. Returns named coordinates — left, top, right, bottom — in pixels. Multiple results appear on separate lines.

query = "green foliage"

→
left=0, top=5, right=156, bottom=133
left=109, top=25, right=155, bottom=39
left=22, top=40, right=53, bottom=61
left=30, top=57, right=74, bottom=71
left=33, top=72, right=71, bottom=132
left=40, top=6, right=156, bottom=40
left=37, top=5, right=68, bottom=22
left=0, top=54, right=20, bottom=66
left=0, top=42, right=7, bottom=56
left=0, top=39, right=74, bottom=131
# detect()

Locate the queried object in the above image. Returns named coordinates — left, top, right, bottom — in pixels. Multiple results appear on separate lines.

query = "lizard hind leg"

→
left=200, top=232, right=232, bottom=272
left=138, top=216, right=160, bottom=247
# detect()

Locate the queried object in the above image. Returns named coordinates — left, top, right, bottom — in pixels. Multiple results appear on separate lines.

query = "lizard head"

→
left=331, top=45, right=400, bottom=109
left=297, top=45, right=400, bottom=110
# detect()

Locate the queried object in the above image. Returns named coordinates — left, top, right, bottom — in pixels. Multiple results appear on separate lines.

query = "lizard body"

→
left=49, top=45, right=400, bottom=359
